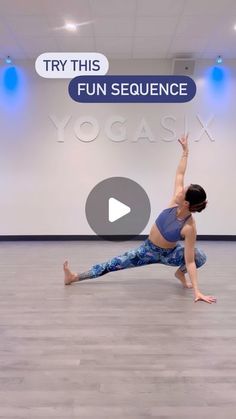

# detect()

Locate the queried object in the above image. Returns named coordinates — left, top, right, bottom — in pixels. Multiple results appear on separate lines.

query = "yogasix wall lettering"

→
left=49, top=114, right=215, bottom=143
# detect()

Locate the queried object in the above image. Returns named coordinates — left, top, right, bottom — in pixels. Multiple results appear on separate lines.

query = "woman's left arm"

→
left=184, top=228, right=217, bottom=304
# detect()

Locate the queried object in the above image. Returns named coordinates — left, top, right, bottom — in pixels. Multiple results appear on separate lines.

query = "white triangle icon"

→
left=108, top=197, right=131, bottom=223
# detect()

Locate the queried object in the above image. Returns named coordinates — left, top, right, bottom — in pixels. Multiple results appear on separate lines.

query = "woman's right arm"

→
left=169, top=134, right=189, bottom=206
left=175, top=134, right=189, bottom=180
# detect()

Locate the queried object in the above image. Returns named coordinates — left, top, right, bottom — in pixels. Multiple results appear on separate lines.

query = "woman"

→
left=63, top=134, right=216, bottom=304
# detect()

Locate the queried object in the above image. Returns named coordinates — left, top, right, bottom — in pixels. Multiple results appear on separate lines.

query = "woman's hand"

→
left=194, top=292, right=217, bottom=304
left=178, top=133, right=189, bottom=152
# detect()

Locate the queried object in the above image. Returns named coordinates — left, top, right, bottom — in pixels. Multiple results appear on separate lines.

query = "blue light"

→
left=204, top=65, right=230, bottom=111
left=206, top=65, right=228, bottom=87
left=211, top=66, right=224, bottom=82
left=3, top=67, right=18, bottom=91
left=0, top=65, right=27, bottom=111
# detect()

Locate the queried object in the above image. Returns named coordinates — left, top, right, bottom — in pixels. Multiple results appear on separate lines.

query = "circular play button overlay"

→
left=85, top=177, right=151, bottom=241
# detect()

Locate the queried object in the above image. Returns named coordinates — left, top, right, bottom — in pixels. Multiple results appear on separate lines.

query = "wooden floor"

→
left=0, top=240, right=236, bottom=418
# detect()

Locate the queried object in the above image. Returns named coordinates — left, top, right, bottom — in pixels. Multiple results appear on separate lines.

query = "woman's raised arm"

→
left=173, top=133, right=189, bottom=195
left=169, top=134, right=189, bottom=205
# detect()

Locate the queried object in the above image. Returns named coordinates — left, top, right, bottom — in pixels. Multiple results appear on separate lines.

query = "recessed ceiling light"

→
left=234, top=24, right=236, bottom=30
left=65, top=22, right=77, bottom=32
left=54, top=20, right=92, bottom=32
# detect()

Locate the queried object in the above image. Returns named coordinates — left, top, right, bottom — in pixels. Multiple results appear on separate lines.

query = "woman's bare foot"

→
left=63, top=261, right=79, bottom=285
left=174, top=268, right=193, bottom=289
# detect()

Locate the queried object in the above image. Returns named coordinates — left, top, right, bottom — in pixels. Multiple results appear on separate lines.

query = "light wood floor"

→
left=0, top=240, right=236, bottom=418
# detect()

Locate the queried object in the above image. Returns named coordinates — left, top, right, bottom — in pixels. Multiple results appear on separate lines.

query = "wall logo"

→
left=49, top=114, right=215, bottom=143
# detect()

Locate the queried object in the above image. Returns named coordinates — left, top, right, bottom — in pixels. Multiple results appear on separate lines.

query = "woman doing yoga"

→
left=63, top=134, right=216, bottom=304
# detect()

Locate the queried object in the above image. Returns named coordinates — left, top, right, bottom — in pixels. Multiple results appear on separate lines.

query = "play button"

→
left=85, top=177, right=151, bottom=241
left=109, top=198, right=131, bottom=222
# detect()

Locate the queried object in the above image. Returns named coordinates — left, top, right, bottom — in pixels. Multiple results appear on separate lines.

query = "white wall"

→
left=0, top=59, right=235, bottom=235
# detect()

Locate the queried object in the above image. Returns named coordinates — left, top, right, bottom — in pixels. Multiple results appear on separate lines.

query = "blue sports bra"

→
left=155, top=206, right=191, bottom=242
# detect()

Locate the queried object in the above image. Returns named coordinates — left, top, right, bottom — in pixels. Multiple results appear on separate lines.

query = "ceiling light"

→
left=65, top=22, right=77, bottom=32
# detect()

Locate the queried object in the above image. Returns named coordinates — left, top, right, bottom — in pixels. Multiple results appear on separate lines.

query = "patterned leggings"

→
left=78, top=238, right=207, bottom=280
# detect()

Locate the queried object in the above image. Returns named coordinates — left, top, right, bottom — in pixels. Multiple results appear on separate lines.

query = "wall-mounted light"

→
left=5, top=56, right=12, bottom=64
left=216, top=55, right=223, bottom=64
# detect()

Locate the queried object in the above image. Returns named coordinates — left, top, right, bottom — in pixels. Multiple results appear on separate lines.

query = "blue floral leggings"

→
left=78, top=238, right=207, bottom=280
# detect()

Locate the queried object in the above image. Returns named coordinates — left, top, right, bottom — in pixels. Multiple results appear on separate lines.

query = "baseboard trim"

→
left=0, top=235, right=235, bottom=241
